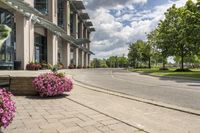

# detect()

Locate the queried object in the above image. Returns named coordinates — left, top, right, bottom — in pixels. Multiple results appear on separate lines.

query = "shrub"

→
left=0, top=88, right=16, bottom=128
left=57, top=63, right=64, bottom=69
left=77, top=65, right=82, bottom=69
left=159, top=67, right=169, bottom=71
left=68, top=64, right=76, bottom=69
left=41, top=62, right=52, bottom=70
left=174, top=68, right=192, bottom=72
left=33, top=73, right=73, bottom=97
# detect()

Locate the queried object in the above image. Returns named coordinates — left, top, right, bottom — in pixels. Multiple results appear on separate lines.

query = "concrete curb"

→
left=73, top=78, right=200, bottom=116
left=129, top=70, right=200, bottom=81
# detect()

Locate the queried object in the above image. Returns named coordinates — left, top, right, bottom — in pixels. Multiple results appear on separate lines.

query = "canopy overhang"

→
left=0, top=0, right=94, bottom=54
left=71, top=1, right=85, bottom=10
left=89, top=27, right=95, bottom=32
left=85, top=21, right=93, bottom=27
left=79, top=12, right=90, bottom=20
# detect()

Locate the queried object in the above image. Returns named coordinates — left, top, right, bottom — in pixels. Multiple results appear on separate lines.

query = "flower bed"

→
left=26, top=62, right=42, bottom=70
left=33, top=73, right=73, bottom=97
left=0, top=88, right=16, bottom=128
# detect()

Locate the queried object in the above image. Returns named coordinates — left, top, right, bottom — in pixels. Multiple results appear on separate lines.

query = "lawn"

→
left=129, top=68, right=200, bottom=79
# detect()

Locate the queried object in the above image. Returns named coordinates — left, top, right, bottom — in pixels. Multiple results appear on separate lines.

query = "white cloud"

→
left=85, top=0, right=147, bottom=10
left=87, top=0, right=190, bottom=59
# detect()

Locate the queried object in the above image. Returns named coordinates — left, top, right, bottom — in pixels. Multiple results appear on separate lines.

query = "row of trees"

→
left=128, top=0, right=200, bottom=70
left=91, top=55, right=128, bottom=68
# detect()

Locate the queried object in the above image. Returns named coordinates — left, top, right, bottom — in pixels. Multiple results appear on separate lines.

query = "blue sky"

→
left=84, top=0, right=190, bottom=59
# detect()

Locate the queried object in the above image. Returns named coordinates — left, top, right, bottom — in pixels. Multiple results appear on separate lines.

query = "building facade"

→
left=0, top=0, right=95, bottom=70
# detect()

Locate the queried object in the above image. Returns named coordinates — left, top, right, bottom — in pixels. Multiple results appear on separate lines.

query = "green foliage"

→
left=128, top=40, right=152, bottom=68
left=128, top=0, right=200, bottom=70
left=0, top=24, right=12, bottom=48
left=91, top=56, right=128, bottom=68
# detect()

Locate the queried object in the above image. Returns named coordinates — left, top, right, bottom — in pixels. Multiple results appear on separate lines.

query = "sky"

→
left=84, top=0, right=190, bottom=59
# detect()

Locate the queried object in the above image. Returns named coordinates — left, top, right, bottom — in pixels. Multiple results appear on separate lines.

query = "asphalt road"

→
left=69, top=68, right=200, bottom=110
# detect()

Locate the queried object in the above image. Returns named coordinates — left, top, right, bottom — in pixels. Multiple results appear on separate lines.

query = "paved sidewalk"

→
left=69, top=84, right=200, bottom=133
left=2, top=95, right=143, bottom=133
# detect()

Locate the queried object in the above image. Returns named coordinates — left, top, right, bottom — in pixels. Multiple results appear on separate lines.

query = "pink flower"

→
left=33, top=73, right=73, bottom=97
left=0, top=88, right=16, bottom=128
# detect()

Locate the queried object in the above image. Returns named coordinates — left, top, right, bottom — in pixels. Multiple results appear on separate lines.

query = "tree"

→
left=128, top=40, right=152, bottom=68
left=128, top=40, right=144, bottom=68
left=156, top=1, right=200, bottom=70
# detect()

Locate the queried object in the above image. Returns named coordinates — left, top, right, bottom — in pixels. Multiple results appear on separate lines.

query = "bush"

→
left=77, top=65, right=82, bottom=69
left=33, top=73, right=73, bottom=97
left=159, top=67, right=169, bottom=71
left=68, top=64, right=76, bottom=69
left=41, top=62, right=52, bottom=70
left=174, top=68, right=192, bottom=72
left=0, top=88, right=16, bottom=128
left=57, top=63, right=64, bottom=69
left=26, top=62, right=42, bottom=70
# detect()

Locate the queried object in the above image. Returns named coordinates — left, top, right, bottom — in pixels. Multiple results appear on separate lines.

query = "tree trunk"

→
left=181, top=48, right=184, bottom=70
left=148, top=57, right=151, bottom=69
left=163, top=62, right=165, bottom=69
left=162, top=57, right=166, bottom=69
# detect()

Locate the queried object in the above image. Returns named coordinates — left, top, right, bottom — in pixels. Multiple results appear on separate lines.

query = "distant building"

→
left=0, top=0, right=95, bottom=69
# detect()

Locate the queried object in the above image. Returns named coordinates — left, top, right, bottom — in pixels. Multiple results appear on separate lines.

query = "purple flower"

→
left=0, top=88, right=16, bottom=128
left=33, top=73, right=73, bottom=97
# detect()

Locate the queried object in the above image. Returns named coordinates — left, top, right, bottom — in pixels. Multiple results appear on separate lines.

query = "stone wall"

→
left=0, top=76, right=37, bottom=95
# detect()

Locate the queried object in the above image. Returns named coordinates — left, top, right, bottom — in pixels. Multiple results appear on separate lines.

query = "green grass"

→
left=129, top=68, right=200, bottom=79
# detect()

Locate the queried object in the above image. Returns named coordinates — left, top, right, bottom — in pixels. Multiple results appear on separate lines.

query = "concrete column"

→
left=85, top=53, right=89, bottom=67
left=88, top=54, right=91, bottom=67
left=64, top=0, right=70, bottom=33
left=72, top=13, right=78, bottom=39
left=48, top=0, right=57, bottom=24
left=24, top=0, right=34, bottom=6
left=63, top=0, right=71, bottom=68
left=73, top=48, right=79, bottom=67
left=79, top=22, right=84, bottom=67
left=47, top=32, right=58, bottom=65
left=47, top=0, right=58, bottom=65
left=16, top=13, right=34, bottom=70
left=83, top=28, right=87, bottom=48
left=63, top=43, right=71, bottom=68
left=81, top=51, right=84, bottom=67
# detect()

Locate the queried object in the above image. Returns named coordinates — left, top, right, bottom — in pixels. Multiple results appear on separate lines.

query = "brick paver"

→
left=2, top=95, right=142, bottom=133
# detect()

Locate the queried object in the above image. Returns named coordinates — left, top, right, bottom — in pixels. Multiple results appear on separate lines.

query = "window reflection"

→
left=34, top=0, right=48, bottom=14
left=0, top=9, right=15, bottom=69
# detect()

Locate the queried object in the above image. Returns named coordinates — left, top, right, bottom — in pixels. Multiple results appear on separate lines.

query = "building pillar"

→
left=47, top=0, right=58, bottom=65
left=81, top=51, right=84, bottom=67
left=88, top=54, right=91, bottom=67
left=72, top=13, right=78, bottom=39
left=63, top=0, right=71, bottom=68
left=16, top=13, right=34, bottom=70
left=79, top=22, right=84, bottom=67
left=85, top=53, right=89, bottom=67
left=72, top=13, right=79, bottom=67
left=47, top=32, right=58, bottom=65
left=73, top=48, right=79, bottom=67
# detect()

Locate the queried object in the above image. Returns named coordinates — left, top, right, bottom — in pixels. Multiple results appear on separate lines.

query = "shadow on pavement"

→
left=25, top=94, right=70, bottom=100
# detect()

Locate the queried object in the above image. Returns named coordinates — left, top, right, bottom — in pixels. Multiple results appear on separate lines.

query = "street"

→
left=69, top=68, right=200, bottom=111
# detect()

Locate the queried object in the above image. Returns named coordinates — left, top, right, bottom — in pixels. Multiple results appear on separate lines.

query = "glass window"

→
left=34, top=0, right=48, bottom=14
left=34, top=34, right=47, bottom=63
left=0, top=9, right=15, bottom=69
left=58, top=0, right=64, bottom=28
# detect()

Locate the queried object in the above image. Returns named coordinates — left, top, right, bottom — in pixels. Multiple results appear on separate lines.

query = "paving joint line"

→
left=66, top=97, right=149, bottom=133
